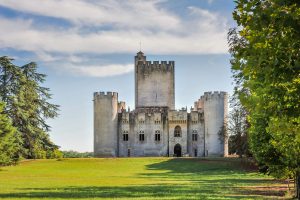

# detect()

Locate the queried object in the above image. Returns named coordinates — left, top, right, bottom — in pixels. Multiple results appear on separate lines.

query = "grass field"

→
left=0, top=158, right=291, bottom=200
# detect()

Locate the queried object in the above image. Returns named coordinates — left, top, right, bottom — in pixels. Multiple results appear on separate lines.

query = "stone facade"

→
left=94, top=52, right=228, bottom=157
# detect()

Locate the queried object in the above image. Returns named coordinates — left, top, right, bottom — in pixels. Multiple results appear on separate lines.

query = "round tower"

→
left=203, top=91, right=228, bottom=157
left=94, top=92, right=118, bottom=157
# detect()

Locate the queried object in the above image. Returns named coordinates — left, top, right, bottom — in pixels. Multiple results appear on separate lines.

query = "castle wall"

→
left=202, top=91, right=228, bottom=156
left=118, top=110, right=168, bottom=157
left=135, top=60, right=175, bottom=109
left=94, top=92, right=118, bottom=157
left=187, top=111, right=205, bottom=157
left=168, top=110, right=188, bottom=156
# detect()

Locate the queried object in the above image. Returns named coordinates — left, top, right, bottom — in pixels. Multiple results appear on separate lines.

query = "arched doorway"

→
left=174, top=144, right=182, bottom=157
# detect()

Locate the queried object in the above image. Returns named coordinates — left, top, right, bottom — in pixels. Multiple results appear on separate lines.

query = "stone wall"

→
left=168, top=110, right=188, bottom=156
left=94, top=92, right=118, bottom=157
left=135, top=52, right=175, bottom=109
left=201, top=91, right=228, bottom=156
left=118, top=109, right=168, bottom=157
left=187, top=111, right=205, bottom=157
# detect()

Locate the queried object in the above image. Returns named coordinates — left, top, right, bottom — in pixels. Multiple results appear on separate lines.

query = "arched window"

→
left=174, top=125, right=182, bottom=137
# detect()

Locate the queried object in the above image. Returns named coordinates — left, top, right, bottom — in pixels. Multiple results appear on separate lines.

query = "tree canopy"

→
left=0, top=56, right=60, bottom=162
left=229, top=0, right=300, bottom=197
left=0, top=102, right=21, bottom=165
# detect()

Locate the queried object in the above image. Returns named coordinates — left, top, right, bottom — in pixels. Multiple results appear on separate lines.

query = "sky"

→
left=0, top=0, right=236, bottom=152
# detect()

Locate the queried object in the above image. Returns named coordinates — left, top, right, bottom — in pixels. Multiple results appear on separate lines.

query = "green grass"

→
left=0, top=158, right=291, bottom=199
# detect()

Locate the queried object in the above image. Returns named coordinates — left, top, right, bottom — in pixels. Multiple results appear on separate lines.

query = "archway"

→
left=174, top=144, right=182, bottom=157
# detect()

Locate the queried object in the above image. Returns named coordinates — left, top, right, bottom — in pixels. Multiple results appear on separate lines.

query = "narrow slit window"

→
left=139, top=134, right=145, bottom=141
left=123, top=134, right=129, bottom=141
left=192, top=134, right=198, bottom=141
left=155, top=133, right=161, bottom=141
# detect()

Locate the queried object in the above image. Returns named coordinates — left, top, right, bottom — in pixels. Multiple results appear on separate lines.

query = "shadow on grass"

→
left=0, top=158, right=287, bottom=199
left=0, top=185, right=280, bottom=199
left=139, top=158, right=287, bottom=198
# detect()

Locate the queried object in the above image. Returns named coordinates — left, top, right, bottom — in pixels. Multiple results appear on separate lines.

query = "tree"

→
left=228, top=0, right=300, bottom=197
left=0, top=102, right=21, bottom=165
left=0, top=57, right=60, bottom=160
left=227, top=95, right=250, bottom=157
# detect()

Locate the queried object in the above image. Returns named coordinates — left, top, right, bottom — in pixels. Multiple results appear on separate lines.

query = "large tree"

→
left=228, top=0, right=300, bottom=197
left=0, top=56, right=60, bottom=159
left=0, top=102, right=21, bottom=165
left=227, top=95, right=250, bottom=157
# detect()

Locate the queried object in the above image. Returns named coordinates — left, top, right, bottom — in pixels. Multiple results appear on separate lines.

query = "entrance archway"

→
left=174, top=144, right=182, bottom=157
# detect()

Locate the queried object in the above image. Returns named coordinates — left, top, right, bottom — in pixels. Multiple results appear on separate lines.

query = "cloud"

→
left=0, top=0, right=230, bottom=77
left=0, top=15, right=228, bottom=55
left=0, top=0, right=180, bottom=30
left=62, top=64, right=134, bottom=77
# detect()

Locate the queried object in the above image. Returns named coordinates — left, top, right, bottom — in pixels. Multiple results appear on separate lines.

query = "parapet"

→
left=136, top=60, right=174, bottom=72
left=200, top=91, right=228, bottom=101
left=94, top=91, right=118, bottom=99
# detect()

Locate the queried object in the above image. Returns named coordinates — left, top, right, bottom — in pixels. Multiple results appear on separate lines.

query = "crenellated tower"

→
left=135, top=52, right=175, bottom=110
left=94, top=92, right=118, bottom=157
left=195, top=91, right=228, bottom=156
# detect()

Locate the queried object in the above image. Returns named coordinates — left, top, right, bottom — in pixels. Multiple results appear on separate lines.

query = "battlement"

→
left=94, top=91, right=118, bottom=99
left=200, top=91, right=227, bottom=100
left=136, top=60, right=174, bottom=72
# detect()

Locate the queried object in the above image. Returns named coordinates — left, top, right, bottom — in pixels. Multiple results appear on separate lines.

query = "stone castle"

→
left=94, top=51, right=228, bottom=157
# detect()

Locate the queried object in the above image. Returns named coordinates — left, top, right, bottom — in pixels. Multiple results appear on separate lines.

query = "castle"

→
left=94, top=51, right=228, bottom=157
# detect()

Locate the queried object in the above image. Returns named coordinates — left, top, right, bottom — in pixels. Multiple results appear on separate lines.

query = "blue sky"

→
left=0, top=0, right=236, bottom=152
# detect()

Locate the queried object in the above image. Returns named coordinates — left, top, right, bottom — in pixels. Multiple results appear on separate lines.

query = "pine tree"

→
left=0, top=56, right=60, bottom=159
left=0, top=102, right=21, bottom=165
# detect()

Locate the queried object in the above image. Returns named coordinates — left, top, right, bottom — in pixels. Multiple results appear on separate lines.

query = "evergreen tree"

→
left=229, top=0, right=300, bottom=197
left=0, top=102, right=21, bottom=165
left=0, top=56, right=60, bottom=159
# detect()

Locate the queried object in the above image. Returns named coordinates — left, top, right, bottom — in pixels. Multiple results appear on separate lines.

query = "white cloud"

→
left=62, top=64, right=134, bottom=77
left=0, top=0, right=230, bottom=77
left=0, top=0, right=180, bottom=30
left=0, top=16, right=228, bottom=55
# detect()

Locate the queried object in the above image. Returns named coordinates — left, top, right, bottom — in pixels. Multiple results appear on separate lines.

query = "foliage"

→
left=0, top=158, right=291, bottom=199
left=0, top=102, right=21, bottom=165
left=227, top=95, right=250, bottom=157
left=229, top=0, right=300, bottom=197
left=62, top=151, right=93, bottom=158
left=0, top=56, right=60, bottom=160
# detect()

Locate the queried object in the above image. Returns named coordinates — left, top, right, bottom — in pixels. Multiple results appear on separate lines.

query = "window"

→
left=155, top=133, right=161, bottom=141
left=123, top=134, right=128, bottom=141
left=128, top=149, right=130, bottom=157
left=174, top=125, right=182, bottom=137
left=194, top=149, right=198, bottom=157
left=155, top=120, right=161, bottom=124
left=192, top=134, right=198, bottom=141
left=139, top=134, right=145, bottom=141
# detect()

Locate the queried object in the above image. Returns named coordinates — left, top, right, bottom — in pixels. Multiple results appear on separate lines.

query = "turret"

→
left=94, top=91, right=118, bottom=157
left=202, top=91, right=228, bottom=157
left=135, top=51, right=146, bottom=66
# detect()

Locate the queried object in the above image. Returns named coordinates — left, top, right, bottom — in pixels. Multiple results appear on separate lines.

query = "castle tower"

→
left=202, top=91, right=228, bottom=157
left=94, top=92, right=118, bottom=157
left=135, top=52, right=175, bottom=110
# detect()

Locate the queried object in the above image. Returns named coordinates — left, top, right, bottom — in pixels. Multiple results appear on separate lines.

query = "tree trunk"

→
left=296, top=171, right=300, bottom=199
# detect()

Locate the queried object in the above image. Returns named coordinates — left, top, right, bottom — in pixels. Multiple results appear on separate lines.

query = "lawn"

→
left=0, top=158, right=291, bottom=200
